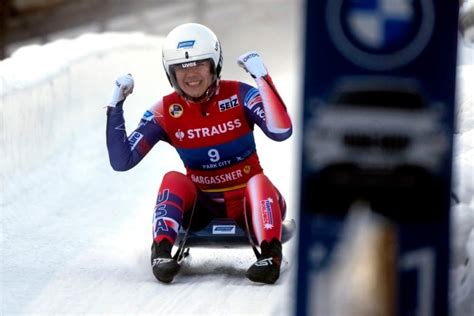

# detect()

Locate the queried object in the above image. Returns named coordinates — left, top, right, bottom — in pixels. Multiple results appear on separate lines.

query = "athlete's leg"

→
left=151, top=171, right=197, bottom=283
left=152, top=171, right=197, bottom=245
left=245, top=173, right=286, bottom=284
left=245, top=173, right=286, bottom=244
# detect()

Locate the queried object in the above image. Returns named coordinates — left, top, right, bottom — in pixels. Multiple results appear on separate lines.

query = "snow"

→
left=1, top=30, right=473, bottom=316
left=461, top=0, right=474, bottom=13
left=449, top=41, right=474, bottom=315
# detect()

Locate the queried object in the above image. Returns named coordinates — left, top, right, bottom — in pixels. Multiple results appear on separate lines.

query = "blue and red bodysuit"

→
left=106, top=76, right=292, bottom=246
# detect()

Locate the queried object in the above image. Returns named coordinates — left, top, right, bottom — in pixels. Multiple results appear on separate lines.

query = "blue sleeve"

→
left=106, top=101, right=168, bottom=171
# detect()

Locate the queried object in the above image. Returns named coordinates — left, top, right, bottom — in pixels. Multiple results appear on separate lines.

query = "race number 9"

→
left=208, top=149, right=220, bottom=162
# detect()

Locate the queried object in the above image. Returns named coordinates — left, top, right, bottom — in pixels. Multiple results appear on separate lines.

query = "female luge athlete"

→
left=106, top=23, right=292, bottom=284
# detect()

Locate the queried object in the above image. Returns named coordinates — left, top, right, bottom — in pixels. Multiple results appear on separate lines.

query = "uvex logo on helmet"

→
left=180, top=62, right=197, bottom=68
left=243, top=52, right=260, bottom=62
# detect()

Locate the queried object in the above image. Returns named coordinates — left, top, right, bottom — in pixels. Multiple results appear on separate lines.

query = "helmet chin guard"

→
left=162, top=23, right=223, bottom=102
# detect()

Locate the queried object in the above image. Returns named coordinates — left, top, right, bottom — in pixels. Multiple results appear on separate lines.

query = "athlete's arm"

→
left=237, top=52, right=292, bottom=141
left=106, top=101, right=169, bottom=171
left=240, top=81, right=292, bottom=141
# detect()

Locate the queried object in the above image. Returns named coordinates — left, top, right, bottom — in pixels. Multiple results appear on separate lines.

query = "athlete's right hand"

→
left=108, top=74, right=134, bottom=107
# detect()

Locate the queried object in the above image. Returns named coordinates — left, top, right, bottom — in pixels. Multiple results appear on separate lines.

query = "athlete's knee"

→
left=162, top=171, right=189, bottom=184
left=159, top=171, right=196, bottom=210
left=247, top=173, right=271, bottom=188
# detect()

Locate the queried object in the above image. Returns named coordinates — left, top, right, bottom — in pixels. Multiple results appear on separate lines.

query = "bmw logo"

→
left=327, top=0, right=435, bottom=70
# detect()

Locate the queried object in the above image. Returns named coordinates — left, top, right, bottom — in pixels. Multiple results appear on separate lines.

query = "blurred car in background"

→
left=304, top=78, right=449, bottom=177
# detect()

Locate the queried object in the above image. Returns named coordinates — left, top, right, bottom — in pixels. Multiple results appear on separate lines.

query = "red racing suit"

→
left=106, top=76, right=292, bottom=245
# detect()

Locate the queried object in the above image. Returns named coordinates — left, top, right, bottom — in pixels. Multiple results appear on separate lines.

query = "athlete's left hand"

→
left=237, top=51, right=268, bottom=79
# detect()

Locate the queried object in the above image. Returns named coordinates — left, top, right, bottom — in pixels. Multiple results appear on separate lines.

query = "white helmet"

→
left=162, top=23, right=223, bottom=101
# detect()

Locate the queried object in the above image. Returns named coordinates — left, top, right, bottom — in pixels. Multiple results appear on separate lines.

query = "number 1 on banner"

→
left=400, top=248, right=435, bottom=316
